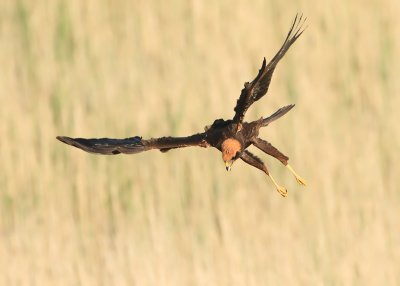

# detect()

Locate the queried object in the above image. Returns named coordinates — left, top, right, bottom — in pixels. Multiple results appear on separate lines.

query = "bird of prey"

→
left=57, top=15, right=307, bottom=197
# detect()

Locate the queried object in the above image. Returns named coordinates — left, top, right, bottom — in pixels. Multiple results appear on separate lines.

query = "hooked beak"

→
left=225, top=160, right=233, bottom=171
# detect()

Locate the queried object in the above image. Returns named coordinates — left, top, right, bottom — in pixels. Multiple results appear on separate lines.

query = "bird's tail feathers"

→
left=262, top=104, right=295, bottom=127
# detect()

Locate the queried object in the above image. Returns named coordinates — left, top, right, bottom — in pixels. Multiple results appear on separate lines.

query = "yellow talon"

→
left=269, top=174, right=288, bottom=197
left=276, top=185, right=288, bottom=197
left=287, top=164, right=306, bottom=186
left=295, top=176, right=307, bottom=186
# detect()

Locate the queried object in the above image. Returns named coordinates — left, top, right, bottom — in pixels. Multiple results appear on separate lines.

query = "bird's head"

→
left=221, top=138, right=242, bottom=171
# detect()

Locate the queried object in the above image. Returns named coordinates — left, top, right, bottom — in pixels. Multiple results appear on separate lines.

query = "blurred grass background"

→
left=1, top=0, right=399, bottom=285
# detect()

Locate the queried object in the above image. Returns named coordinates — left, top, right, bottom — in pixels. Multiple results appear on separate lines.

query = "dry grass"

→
left=1, top=0, right=399, bottom=285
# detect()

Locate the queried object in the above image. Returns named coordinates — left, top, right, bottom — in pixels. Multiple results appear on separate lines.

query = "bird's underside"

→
left=57, top=14, right=307, bottom=197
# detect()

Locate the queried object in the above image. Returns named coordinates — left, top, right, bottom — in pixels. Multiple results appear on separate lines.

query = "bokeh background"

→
left=1, top=0, right=399, bottom=285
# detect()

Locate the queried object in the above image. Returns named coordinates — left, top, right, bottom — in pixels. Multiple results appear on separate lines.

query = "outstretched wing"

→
left=233, top=14, right=306, bottom=124
left=56, top=133, right=208, bottom=155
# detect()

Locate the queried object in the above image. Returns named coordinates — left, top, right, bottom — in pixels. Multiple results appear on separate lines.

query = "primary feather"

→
left=56, top=133, right=207, bottom=155
left=233, top=14, right=306, bottom=125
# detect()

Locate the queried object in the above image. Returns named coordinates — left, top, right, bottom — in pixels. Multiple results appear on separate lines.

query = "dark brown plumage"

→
left=57, top=15, right=307, bottom=196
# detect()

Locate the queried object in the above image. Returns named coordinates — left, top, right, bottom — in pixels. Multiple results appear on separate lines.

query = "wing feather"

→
left=233, top=14, right=306, bottom=124
left=56, top=133, right=207, bottom=155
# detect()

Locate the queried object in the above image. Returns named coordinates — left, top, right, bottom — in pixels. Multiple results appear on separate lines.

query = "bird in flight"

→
left=57, top=15, right=307, bottom=197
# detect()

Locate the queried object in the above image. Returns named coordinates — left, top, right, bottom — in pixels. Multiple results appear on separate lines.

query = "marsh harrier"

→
left=57, top=15, right=307, bottom=196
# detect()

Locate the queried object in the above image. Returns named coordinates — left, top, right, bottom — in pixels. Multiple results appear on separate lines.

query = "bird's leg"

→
left=240, top=150, right=288, bottom=197
left=252, top=138, right=306, bottom=186
left=268, top=173, right=288, bottom=197
left=286, top=164, right=306, bottom=186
